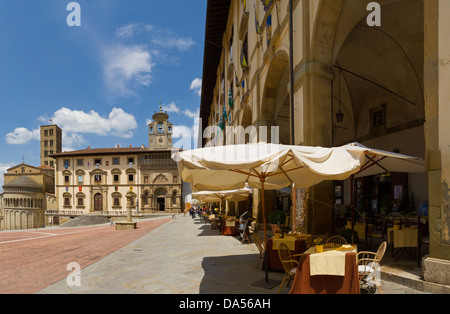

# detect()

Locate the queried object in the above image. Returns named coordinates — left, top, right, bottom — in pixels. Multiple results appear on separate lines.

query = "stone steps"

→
left=61, top=215, right=111, bottom=228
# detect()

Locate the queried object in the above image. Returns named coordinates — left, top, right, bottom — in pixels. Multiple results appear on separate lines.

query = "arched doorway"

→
left=94, top=193, right=103, bottom=212
left=310, top=0, right=426, bottom=231
left=154, top=188, right=167, bottom=211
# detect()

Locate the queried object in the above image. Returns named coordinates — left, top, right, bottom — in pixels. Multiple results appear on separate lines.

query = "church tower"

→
left=40, top=123, right=62, bottom=167
left=148, top=105, right=173, bottom=149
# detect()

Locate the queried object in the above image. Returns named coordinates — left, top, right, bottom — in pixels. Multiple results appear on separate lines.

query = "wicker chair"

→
left=357, top=241, right=387, bottom=294
left=253, top=233, right=266, bottom=268
left=326, top=235, right=347, bottom=245
left=277, top=243, right=302, bottom=294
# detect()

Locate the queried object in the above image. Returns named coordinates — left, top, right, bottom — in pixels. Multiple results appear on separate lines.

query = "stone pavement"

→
left=36, top=214, right=439, bottom=294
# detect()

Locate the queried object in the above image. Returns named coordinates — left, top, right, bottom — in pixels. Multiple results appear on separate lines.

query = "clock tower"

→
left=148, top=105, right=173, bottom=149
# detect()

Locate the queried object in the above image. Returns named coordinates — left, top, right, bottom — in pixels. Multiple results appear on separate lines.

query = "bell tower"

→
left=148, top=105, right=173, bottom=149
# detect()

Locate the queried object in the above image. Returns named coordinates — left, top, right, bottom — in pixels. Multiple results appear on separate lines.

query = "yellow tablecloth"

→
left=305, top=246, right=357, bottom=277
left=346, top=223, right=369, bottom=240
left=393, top=228, right=418, bottom=248
left=271, top=237, right=297, bottom=251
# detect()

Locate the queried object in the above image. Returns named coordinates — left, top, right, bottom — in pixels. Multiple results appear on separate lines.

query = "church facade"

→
left=50, top=107, right=182, bottom=215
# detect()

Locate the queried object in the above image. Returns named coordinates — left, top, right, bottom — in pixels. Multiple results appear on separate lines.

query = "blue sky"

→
left=0, top=0, right=207, bottom=185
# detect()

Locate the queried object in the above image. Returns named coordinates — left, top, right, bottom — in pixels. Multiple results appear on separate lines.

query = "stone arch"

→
left=260, top=51, right=291, bottom=143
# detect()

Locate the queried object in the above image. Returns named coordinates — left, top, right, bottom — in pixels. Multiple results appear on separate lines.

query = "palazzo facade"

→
left=199, top=0, right=450, bottom=285
left=51, top=107, right=182, bottom=215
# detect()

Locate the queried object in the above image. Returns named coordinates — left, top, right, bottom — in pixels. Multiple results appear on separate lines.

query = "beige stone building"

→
left=0, top=164, right=56, bottom=230
left=199, top=0, right=449, bottom=285
left=50, top=107, right=182, bottom=216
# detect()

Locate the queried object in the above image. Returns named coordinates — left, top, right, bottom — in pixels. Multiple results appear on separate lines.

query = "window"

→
left=113, top=157, right=120, bottom=165
left=158, top=122, right=164, bottom=132
left=76, top=159, right=84, bottom=166
left=94, top=174, right=102, bottom=183
left=64, top=198, right=70, bottom=206
left=49, top=140, right=54, bottom=147
left=373, top=110, right=384, bottom=127
left=77, top=198, right=84, bottom=206
left=114, top=174, right=119, bottom=183
left=44, top=130, right=48, bottom=137
left=144, top=176, right=149, bottom=184
left=44, top=140, right=48, bottom=147
left=50, top=161, right=54, bottom=167
left=128, top=157, right=134, bottom=165
left=370, top=104, right=386, bottom=135
left=114, top=198, right=120, bottom=206
left=65, top=176, right=70, bottom=183
left=78, top=175, right=83, bottom=184
left=94, top=159, right=102, bottom=166
left=128, top=174, right=134, bottom=182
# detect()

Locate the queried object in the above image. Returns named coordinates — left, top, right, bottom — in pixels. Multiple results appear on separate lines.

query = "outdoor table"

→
left=222, top=219, right=239, bottom=236
left=263, top=235, right=308, bottom=271
left=346, top=222, right=371, bottom=241
left=388, top=227, right=419, bottom=263
left=289, top=245, right=360, bottom=294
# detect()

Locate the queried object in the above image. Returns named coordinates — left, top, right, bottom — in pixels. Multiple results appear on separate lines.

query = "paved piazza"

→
left=0, top=218, right=170, bottom=294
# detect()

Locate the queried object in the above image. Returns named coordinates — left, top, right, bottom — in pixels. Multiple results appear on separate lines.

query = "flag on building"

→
left=228, top=89, right=234, bottom=109
left=255, top=5, right=262, bottom=35
left=261, top=0, right=273, bottom=12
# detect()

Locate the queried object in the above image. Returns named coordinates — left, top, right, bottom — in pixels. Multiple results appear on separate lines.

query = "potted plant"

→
left=268, top=210, right=286, bottom=233
left=314, top=237, right=324, bottom=253
left=337, top=228, right=359, bottom=244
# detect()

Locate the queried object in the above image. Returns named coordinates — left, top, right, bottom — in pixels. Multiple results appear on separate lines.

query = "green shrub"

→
left=268, top=210, right=286, bottom=225
left=337, top=228, right=359, bottom=243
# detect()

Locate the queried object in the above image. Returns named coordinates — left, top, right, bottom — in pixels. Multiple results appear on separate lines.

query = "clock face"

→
left=158, top=137, right=165, bottom=144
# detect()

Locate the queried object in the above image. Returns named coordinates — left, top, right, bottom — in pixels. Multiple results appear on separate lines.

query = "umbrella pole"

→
left=261, top=180, right=269, bottom=283
left=251, top=177, right=280, bottom=289
left=350, top=175, right=355, bottom=244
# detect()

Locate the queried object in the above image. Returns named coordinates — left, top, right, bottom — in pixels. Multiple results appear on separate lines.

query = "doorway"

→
left=157, top=197, right=165, bottom=211
left=94, top=193, right=103, bottom=212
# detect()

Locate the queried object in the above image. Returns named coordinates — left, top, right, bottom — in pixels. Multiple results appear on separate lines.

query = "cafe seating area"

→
left=195, top=205, right=430, bottom=294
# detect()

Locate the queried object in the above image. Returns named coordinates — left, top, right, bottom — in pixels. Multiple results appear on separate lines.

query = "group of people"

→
left=186, top=206, right=217, bottom=219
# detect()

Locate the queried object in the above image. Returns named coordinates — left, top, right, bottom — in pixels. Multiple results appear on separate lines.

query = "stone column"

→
left=422, top=0, right=450, bottom=285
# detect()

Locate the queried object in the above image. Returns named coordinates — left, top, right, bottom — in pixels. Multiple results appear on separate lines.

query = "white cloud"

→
left=162, top=102, right=180, bottom=113
left=52, top=107, right=137, bottom=138
left=103, top=44, right=154, bottom=97
left=183, top=108, right=199, bottom=119
left=6, top=127, right=40, bottom=145
left=115, top=24, right=154, bottom=39
left=190, top=78, right=202, bottom=96
left=6, top=107, right=138, bottom=151
left=116, top=23, right=195, bottom=51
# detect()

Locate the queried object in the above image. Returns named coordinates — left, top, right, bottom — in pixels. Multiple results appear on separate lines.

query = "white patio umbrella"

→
left=173, top=142, right=366, bottom=287
left=340, top=143, right=426, bottom=243
left=191, top=186, right=253, bottom=203
left=173, top=143, right=366, bottom=242
left=191, top=186, right=253, bottom=214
